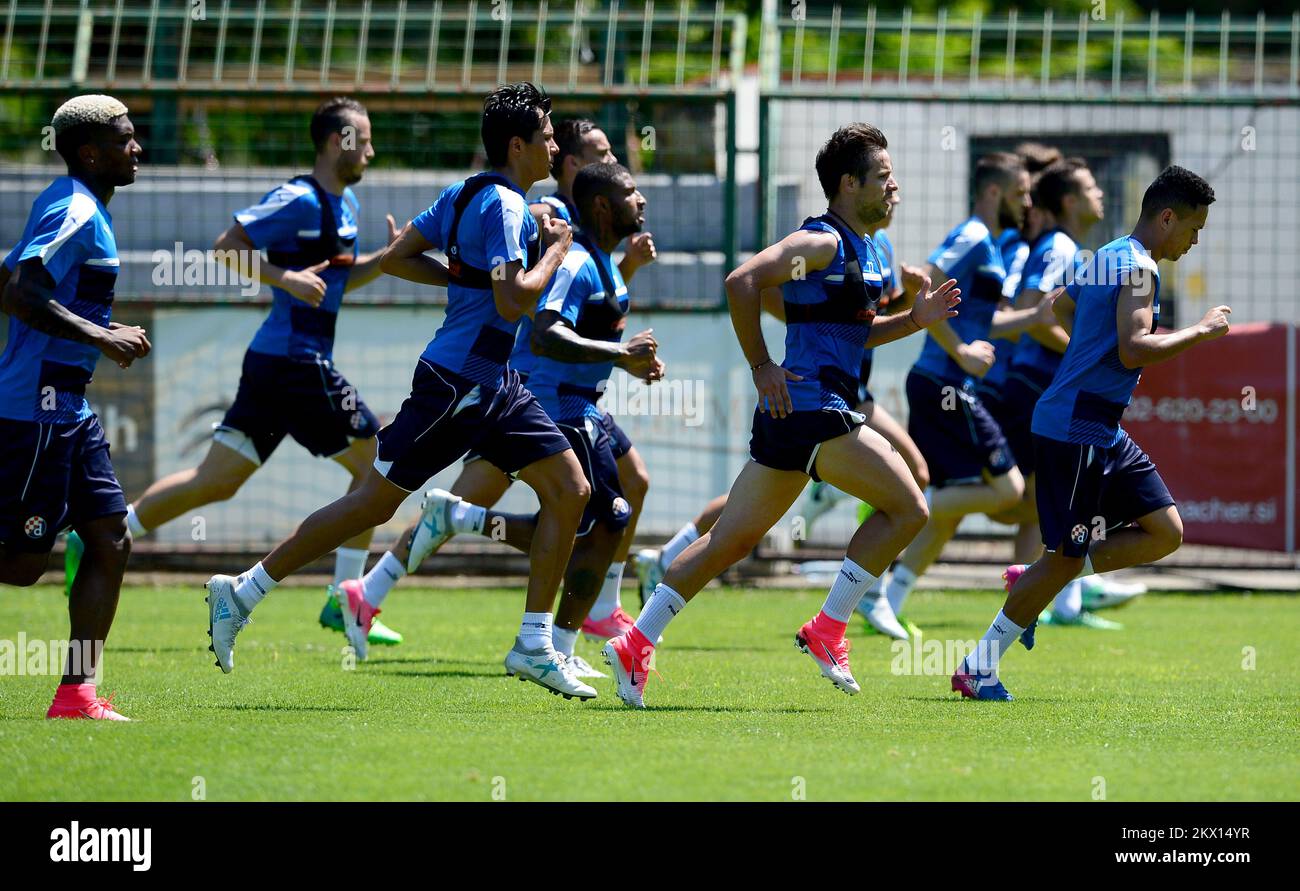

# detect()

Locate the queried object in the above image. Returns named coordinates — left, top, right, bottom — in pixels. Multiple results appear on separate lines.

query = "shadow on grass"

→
left=377, top=669, right=503, bottom=680
left=108, top=646, right=203, bottom=654
left=365, top=656, right=499, bottom=668
left=197, top=704, right=366, bottom=713
left=630, top=705, right=837, bottom=714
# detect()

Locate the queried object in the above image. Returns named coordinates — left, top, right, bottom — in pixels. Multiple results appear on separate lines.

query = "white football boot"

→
left=205, top=574, right=251, bottom=674
left=406, top=488, right=460, bottom=573
left=504, top=638, right=597, bottom=700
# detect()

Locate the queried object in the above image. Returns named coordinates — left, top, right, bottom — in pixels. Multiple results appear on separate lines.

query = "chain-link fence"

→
left=2, top=2, right=1298, bottom=560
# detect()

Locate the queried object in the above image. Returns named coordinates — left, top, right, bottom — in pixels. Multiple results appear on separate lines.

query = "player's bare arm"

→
left=378, top=220, right=450, bottom=287
left=531, top=310, right=659, bottom=380
left=1116, top=280, right=1230, bottom=368
left=344, top=213, right=400, bottom=292
left=865, top=274, right=961, bottom=349
left=492, top=215, right=572, bottom=322
left=925, top=261, right=995, bottom=377
left=988, top=292, right=1058, bottom=338
left=724, top=228, right=837, bottom=417
left=1052, top=287, right=1076, bottom=334
left=1016, top=286, right=1071, bottom=353
left=2, top=258, right=149, bottom=368
left=214, top=222, right=328, bottom=308
left=617, top=232, right=656, bottom=283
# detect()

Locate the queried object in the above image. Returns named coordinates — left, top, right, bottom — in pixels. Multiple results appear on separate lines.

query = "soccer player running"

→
left=0, top=95, right=149, bottom=720
left=350, top=118, right=657, bottom=639
left=1000, top=158, right=1133, bottom=633
left=878, top=153, right=1057, bottom=635
left=953, top=165, right=1227, bottom=700
left=601, top=124, right=962, bottom=708
left=207, top=83, right=596, bottom=701
left=118, top=98, right=403, bottom=644
left=406, top=162, right=661, bottom=678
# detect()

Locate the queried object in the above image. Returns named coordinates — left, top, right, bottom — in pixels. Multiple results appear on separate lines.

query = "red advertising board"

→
left=1121, top=322, right=1293, bottom=551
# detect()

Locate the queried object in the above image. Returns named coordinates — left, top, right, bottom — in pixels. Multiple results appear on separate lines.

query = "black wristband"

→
left=751, top=359, right=772, bottom=372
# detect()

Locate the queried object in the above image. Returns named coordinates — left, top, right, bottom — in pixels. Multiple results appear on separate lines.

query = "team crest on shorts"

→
left=989, top=447, right=1007, bottom=468
left=24, top=516, right=47, bottom=539
left=349, top=411, right=363, bottom=430
left=1071, top=524, right=1089, bottom=545
left=611, top=497, right=631, bottom=521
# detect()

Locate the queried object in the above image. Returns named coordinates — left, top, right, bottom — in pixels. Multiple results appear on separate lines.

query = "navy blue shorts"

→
left=0, top=416, right=126, bottom=553
left=749, top=406, right=865, bottom=482
left=377, top=362, right=571, bottom=492
left=557, top=415, right=631, bottom=537
left=906, top=370, right=1016, bottom=487
left=1034, top=431, right=1175, bottom=558
left=1002, top=367, right=1055, bottom=475
left=218, top=350, right=379, bottom=465
left=598, top=411, right=633, bottom=460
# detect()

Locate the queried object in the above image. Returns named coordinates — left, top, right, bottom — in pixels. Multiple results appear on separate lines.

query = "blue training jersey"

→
left=1032, top=235, right=1160, bottom=447
left=0, top=176, right=118, bottom=424
left=913, top=216, right=1006, bottom=384
left=1011, top=228, right=1079, bottom=378
left=412, top=174, right=540, bottom=389
left=983, top=228, right=1029, bottom=391
left=236, top=178, right=359, bottom=361
left=527, top=238, right=629, bottom=423
left=861, top=229, right=896, bottom=372
left=509, top=192, right=576, bottom=378
left=779, top=216, right=884, bottom=412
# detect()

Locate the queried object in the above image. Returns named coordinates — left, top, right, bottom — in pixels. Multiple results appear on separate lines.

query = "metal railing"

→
left=761, top=4, right=1300, bottom=101
left=1, top=0, right=746, bottom=96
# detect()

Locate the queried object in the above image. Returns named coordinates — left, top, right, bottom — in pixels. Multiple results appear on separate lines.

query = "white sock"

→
left=233, top=562, right=277, bottom=612
left=590, top=563, right=624, bottom=620
left=519, top=611, right=553, bottom=651
left=125, top=504, right=147, bottom=537
left=552, top=625, right=578, bottom=658
left=1053, top=578, right=1084, bottom=621
left=635, top=583, right=686, bottom=644
left=362, top=551, right=405, bottom=608
left=965, top=609, right=1026, bottom=676
left=853, top=573, right=886, bottom=613
left=821, top=557, right=877, bottom=622
left=332, top=547, right=368, bottom=589
left=660, top=522, right=699, bottom=569
left=885, top=563, right=917, bottom=614
left=449, top=500, right=487, bottom=535
left=1075, top=553, right=1095, bottom=579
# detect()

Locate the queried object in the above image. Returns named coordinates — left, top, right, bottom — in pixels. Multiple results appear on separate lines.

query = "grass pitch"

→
left=0, top=583, right=1296, bottom=801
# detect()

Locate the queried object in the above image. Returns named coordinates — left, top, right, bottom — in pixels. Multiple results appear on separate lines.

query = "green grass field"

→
left=1, top=583, right=1296, bottom=801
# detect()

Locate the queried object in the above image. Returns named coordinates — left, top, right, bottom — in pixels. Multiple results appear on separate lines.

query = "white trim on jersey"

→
left=492, top=184, right=530, bottom=262
left=234, top=181, right=313, bottom=226
left=36, top=185, right=99, bottom=268
left=931, top=218, right=990, bottom=274
left=541, top=243, right=591, bottom=313
left=83, top=257, right=120, bottom=267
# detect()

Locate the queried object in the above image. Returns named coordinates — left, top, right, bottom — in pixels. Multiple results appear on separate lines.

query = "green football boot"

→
left=63, top=531, right=84, bottom=597
left=319, top=586, right=404, bottom=645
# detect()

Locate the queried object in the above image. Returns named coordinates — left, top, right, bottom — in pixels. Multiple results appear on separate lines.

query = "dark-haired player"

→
left=206, top=84, right=597, bottom=701
left=602, top=124, right=961, bottom=708
left=415, top=162, right=660, bottom=676
left=0, top=95, right=149, bottom=720
left=347, top=117, right=658, bottom=641
left=119, top=97, right=403, bottom=645
left=954, top=166, right=1228, bottom=700
left=880, top=153, right=1056, bottom=634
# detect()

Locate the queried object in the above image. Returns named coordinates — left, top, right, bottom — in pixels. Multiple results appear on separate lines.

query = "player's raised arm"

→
left=491, top=213, right=572, bottom=323
left=213, top=222, right=329, bottom=307
left=864, top=274, right=961, bottom=348
left=378, top=219, right=449, bottom=287
left=1116, top=279, right=1230, bottom=369
left=345, top=213, right=400, bottom=291
left=724, top=228, right=836, bottom=417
